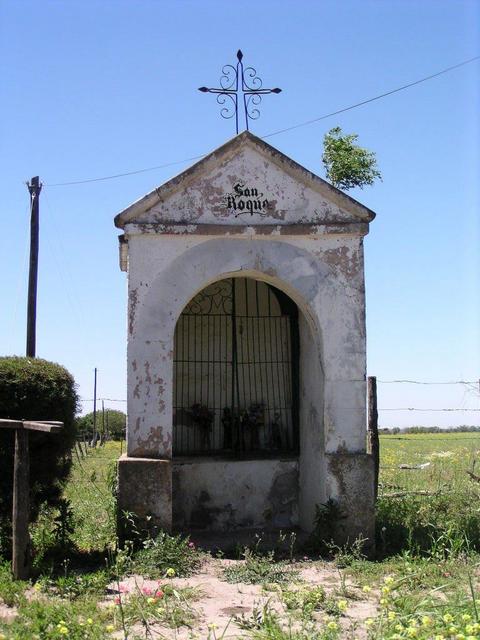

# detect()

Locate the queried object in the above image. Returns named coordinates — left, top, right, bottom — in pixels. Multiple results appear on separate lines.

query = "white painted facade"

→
left=115, top=131, right=376, bottom=544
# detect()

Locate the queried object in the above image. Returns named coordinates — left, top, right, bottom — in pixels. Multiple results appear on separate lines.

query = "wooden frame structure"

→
left=0, top=419, right=63, bottom=579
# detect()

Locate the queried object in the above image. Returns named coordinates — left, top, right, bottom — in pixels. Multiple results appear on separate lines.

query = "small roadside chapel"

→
left=114, top=131, right=376, bottom=546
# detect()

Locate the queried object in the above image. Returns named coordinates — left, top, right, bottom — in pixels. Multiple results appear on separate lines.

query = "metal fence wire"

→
left=173, top=277, right=299, bottom=457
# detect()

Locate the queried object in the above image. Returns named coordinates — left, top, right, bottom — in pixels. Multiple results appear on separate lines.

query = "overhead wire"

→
left=43, top=54, right=480, bottom=188
left=378, top=380, right=478, bottom=385
left=261, top=55, right=480, bottom=139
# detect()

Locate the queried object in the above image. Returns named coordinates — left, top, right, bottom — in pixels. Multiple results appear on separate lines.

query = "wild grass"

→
left=1, top=432, right=480, bottom=640
left=62, top=441, right=121, bottom=552
left=377, top=432, right=480, bottom=555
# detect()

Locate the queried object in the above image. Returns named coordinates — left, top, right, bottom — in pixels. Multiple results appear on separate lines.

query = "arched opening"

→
left=173, top=277, right=299, bottom=458
left=171, top=274, right=325, bottom=533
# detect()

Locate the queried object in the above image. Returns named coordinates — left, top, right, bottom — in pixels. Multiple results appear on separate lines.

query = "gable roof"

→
left=114, top=130, right=376, bottom=228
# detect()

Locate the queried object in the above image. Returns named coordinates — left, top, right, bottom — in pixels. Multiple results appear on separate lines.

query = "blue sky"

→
left=1, top=0, right=479, bottom=427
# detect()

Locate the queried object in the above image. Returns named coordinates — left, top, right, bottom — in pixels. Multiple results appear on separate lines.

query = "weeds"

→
left=129, top=531, right=202, bottom=579
left=120, top=582, right=200, bottom=629
left=0, top=562, right=27, bottom=607
left=0, top=598, right=114, bottom=639
left=305, top=499, right=346, bottom=555
left=223, top=548, right=297, bottom=585
left=37, top=569, right=111, bottom=600
left=235, top=602, right=341, bottom=639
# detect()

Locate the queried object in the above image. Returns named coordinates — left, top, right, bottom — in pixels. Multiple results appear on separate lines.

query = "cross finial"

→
left=199, top=50, right=281, bottom=134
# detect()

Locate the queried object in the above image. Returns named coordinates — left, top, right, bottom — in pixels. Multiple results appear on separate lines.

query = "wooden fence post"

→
left=367, top=376, right=380, bottom=499
left=12, top=429, right=30, bottom=580
left=1, top=419, right=63, bottom=580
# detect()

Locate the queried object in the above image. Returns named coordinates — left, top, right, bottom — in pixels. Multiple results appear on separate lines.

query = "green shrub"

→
left=0, top=356, right=79, bottom=558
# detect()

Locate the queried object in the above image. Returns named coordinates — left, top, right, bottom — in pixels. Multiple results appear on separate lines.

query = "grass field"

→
left=380, top=432, right=480, bottom=493
left=58, top=434, right=480, bottom=554
left=1, top=433, right=479, bottom=639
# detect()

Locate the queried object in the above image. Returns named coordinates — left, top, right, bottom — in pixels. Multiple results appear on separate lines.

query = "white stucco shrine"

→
left=115, top=131, right=376, bottom=547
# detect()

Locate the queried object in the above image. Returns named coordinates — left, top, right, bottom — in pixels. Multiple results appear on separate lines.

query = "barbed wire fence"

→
left=65, top=378, right=479, bottom=518
left=72, top=376, right=479, bottom=463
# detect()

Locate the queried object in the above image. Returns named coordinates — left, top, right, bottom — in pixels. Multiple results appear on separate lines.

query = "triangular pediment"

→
left=114, top=131, right=375, bottom=229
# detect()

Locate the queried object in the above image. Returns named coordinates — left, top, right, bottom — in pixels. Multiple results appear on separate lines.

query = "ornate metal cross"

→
left=198, top=50, right=281, bottom=134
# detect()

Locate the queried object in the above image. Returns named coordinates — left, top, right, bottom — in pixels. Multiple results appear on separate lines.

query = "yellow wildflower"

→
left=381, top=586, right=391, bottom=595
left=388, top=611, right=396, bottom=621
left=166, top=567, right=176, bottom=577
left=380, top=597, right=389, bottom=606
left=407, top=627, right=418, bottom=637
left=87, top=618, right=93, bottom=625
left=337, top=599, right=348, bottom=612
left=444, top=614, right=454, bottom=623
left=105, top=624, right=115, bottom=633
left=365, top=618, right=375, bottom=628
left=362, top=585, right=372, bottom=593
left=422, top=615, right=433, bottom=627
left=455, top=634, right=465, bottom=640
left=208, top=623, right=218, bottom=630
left=147, top=597, right=155, bottom=604
left=465, top=625, right=475, bottom=634
left=463, top=615, right=472, bottom=622
left=395, top=623, right=404, bottom=632
left=384, top=576, right=395, bottom=585
left=58, top=627, right=69, bottom=636
left=434, top=636, right=445, bottom=640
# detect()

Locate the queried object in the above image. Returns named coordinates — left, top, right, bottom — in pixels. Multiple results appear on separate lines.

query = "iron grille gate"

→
left=173, top=278, right=299, bottom=456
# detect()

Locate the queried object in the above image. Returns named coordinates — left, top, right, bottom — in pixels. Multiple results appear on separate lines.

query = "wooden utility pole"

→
left=1, top=419, right=63, bottom=580
left=92, top=368, right=98, bottom=447
left=8, top=177, right=45, bottom=580
left=367, top=376, right=380, bottom=499
left=26, top=176, right=42, bottom=358
left=101, top=400, right=105, bottom=444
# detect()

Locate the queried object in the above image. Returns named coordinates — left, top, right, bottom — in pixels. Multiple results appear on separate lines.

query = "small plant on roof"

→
left=322, top=126, right=382, bottom=191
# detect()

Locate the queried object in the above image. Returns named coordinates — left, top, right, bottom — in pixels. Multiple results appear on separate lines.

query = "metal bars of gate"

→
left=173, top=278, right=299, bottom=457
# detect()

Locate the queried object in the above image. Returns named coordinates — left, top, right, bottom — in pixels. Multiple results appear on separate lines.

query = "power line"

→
left=45, top=154, right=206, bottom=187
left=43, top=54, right=479, bottom=188
left=261, top=55, right=480, bottom=139
left=380, top=408, right=480, bottom=412
left=378, top=380, right=478, bottom=385
left=81, top=398, right=127, bottom=403
left=79, top=399, right=480, bottom=412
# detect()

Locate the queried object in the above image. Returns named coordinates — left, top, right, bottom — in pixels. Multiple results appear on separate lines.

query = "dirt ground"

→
left=109, top=557, right=378, bottom=639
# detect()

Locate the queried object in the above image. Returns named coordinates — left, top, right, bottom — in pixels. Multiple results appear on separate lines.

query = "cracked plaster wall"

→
left=125, top=234, right=366, bottom=462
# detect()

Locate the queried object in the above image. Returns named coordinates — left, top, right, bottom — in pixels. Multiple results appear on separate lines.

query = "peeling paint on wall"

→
left=116, top=131, right=375, bottom=544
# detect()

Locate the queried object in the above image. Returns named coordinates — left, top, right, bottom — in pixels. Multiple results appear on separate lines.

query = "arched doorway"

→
left=173, top=277, right=299, bottom=457
left=172, top=277, right=301, bottom=531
